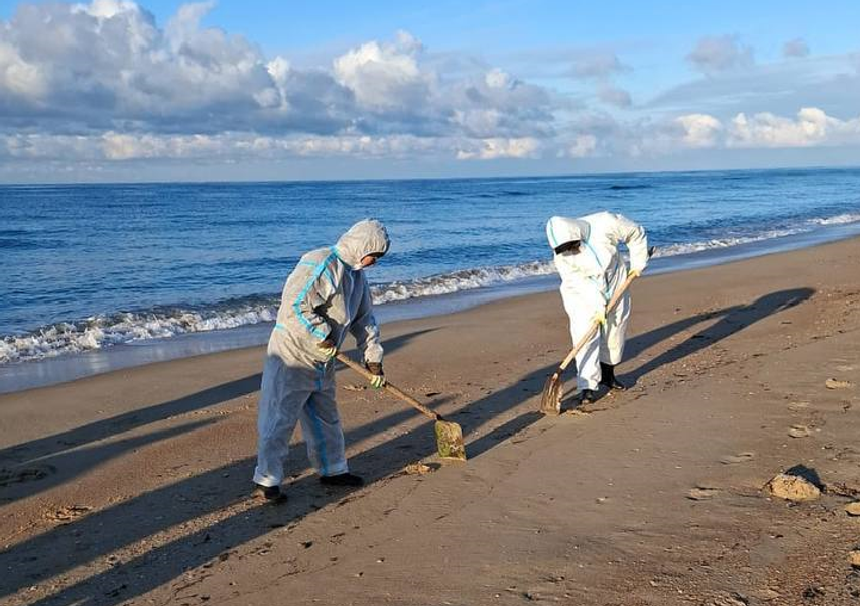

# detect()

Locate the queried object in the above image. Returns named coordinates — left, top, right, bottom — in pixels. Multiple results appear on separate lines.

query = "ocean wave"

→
left=2, top=209, right=859, bottom=365
left=810, top=212, right=860, bottom=225
left=370, top=261, right=556, bottom=303
left=0, top=302, right=279, bottom=365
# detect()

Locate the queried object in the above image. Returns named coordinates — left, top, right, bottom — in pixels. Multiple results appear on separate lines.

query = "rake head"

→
left=434, top=419, right=467, bottom=461
left=539, top=372, right=563, bottom=415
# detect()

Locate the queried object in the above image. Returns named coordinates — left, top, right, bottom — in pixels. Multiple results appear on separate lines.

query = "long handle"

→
left=556, top=271, right=639, bottom=374
left=335, top=353, right=440, bottom=421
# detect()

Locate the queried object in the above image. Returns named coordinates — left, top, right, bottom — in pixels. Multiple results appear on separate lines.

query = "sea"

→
left=2, top=167, right=860, bottom=394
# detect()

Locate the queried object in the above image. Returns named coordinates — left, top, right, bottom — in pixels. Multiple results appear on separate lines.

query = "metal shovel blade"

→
left=435, top=419, right=467, bottom=461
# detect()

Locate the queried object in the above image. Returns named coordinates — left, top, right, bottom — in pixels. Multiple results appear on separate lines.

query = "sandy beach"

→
left=2, top=237, right=860, bottom=606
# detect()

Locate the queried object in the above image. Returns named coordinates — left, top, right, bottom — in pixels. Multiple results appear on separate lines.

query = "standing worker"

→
left=546, top=212, right=649, bottom=403
left=253, top=219, right=390, bottom=502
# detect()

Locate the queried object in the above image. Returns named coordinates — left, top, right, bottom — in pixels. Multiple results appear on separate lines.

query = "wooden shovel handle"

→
left=557, top=270, right=640, bottom=373
left=335, top=353, right=440, bottom=421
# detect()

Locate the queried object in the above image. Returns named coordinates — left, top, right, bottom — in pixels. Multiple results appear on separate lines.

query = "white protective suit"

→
left=253, top=219, right=390, bottom=487
left=546, top=212, right=649, bottom=392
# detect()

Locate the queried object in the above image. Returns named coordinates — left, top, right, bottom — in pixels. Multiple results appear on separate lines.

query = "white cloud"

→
left=332, top=30, right=430, bottom=111
left=676, top=114, right=722, bottom=148
left=565, top=134, right=598, bottom=158
left=456, top=137, right=540, bottom=160
left=727, top=107, right=860, bottom=148
left=569, top=52, right=628, bottom=79
left=687, top=35, right=754, bottom=74
left=597, top=82, right=632, bottom=108
left=783, top=38, right=810, bottom=59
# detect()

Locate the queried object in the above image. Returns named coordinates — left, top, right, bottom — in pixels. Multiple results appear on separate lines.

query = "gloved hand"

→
left=628, top=268, right=642, bottom=279
left=365, top=362, right=386, bottom=389
left=317, top=338, right=337, bottom=361
left=593, top=309, right=607, bottom=325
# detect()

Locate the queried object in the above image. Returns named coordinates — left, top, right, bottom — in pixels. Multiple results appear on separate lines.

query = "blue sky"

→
left=1, top=0, right=860, bottom=182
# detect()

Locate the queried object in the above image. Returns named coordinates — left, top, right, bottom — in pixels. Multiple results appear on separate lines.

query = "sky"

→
left=1, top=0, right=860, bottom=183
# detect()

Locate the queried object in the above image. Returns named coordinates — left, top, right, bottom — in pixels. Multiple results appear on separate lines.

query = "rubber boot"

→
left=580, top=389, right=598, bottom=404
left=600, top=362, right=628, bottom=391
left=252, top=483, right=287, bottom=503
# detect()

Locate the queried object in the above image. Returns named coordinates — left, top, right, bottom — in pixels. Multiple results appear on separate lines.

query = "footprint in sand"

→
left=788, top=424, right=811, bottom=438
left=825, top=378, right=853, bottom=390
left=719, top=452, right=755, bottom=465
left=687, top=485, right=721, bottom=501
left=0, top=464, right=56, bottom=487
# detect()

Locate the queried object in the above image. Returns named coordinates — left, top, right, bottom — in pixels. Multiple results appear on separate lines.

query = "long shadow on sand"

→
left=0, top=329, right=436, bottom=506
left=0, top=289, right=812, bottom=604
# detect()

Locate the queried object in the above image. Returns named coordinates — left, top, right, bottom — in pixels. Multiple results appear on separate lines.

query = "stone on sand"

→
left=845, top=502, right=860, bottom=516
left=766, top=473, right=821, bottom=502
left=850, top=550, right=860, bottom=568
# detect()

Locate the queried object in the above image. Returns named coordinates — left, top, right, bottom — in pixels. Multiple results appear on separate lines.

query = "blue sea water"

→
left=1, top=167, right=860, bottom=392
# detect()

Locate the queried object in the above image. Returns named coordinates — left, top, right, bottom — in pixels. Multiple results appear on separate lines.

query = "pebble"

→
left=850, top=550, right=860, bottom=568
left=845, top=502, right=860, bottom=516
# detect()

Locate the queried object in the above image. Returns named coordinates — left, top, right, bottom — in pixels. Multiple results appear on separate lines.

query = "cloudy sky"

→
left=2, top=0, right=860, bottom=183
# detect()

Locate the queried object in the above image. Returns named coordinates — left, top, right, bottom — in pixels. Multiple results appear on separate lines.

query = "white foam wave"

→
left=0, top=305, right=278, bottom=365
left=810, top=212, right=860, bottom=226
left=370, top=260, right=556, bottom=304
left=3, top=209, right=859, bottom=365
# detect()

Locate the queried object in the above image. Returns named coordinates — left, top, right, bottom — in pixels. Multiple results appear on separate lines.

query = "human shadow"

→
left=624, top=287, right=813, bottom=384
left=0, top=328, right=436, bottom=505
left=0, top=346, right=548, bottom=604
left=0, top=290, right=813, bottom=604
left=559, top=287, right=814, bottom=408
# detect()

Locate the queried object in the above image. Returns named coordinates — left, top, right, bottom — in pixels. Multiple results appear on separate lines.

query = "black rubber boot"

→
left=580, top=389, right=598, bottom=404
left=252, top=483, right=287, bottom=503
left=600, top=362, right=628, bottom=391
left=320, top=472, right=365, bottom=487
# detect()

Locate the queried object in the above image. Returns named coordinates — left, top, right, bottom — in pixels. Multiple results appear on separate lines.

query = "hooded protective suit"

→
left=253, top=219, right=390, bottom=488
left=546, top=212, right=648, bottom=392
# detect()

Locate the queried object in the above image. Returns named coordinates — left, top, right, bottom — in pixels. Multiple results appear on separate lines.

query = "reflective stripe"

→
left=292, top=252, right=338, bottom=339
left=298, top=260, right=335, bottom=287
left=548, top=219, right=559, bottom=248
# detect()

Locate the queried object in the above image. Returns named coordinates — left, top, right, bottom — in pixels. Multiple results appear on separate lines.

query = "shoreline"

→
left=3, top=218, right=860, bottom=395
left=2, top=235, right=860, bottom=604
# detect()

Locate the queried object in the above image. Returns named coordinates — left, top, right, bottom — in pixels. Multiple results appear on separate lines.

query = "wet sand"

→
left=2, top=237, right=860, bottom=605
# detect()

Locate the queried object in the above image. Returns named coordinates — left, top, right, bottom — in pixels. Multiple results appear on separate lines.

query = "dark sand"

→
left=2, top=238, right=860, bottom=605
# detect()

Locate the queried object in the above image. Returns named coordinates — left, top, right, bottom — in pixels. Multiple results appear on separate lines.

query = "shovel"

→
left=336, top=353, right=467, bottom=461
left=540, top=248, right=654, bottom=415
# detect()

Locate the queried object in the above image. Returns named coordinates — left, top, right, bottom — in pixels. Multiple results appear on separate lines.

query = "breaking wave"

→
left=2, top=211, right=859, bottom=365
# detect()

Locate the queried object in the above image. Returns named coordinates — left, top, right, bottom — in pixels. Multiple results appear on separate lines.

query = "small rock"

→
left=788, top=401, right=810, bottom=412
left=788, top=425, right=811, bottom=438
left=845, top=502, right=860, bottom=516
left=767, top=473, right=821, bottom=502
left=825, top=378, right=853, bottom=390
left=850, top=550, right=860, bottom=568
